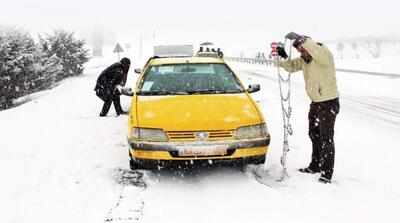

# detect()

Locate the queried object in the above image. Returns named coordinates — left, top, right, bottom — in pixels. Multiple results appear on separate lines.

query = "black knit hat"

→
left=120, top=57, right=131, bottom=67
left=293, top=36, right=311, bottom=48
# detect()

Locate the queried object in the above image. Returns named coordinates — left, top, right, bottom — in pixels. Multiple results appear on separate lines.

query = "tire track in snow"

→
left=105, top=168, right=147, bottom=222
left=340, top=96, right=400, bottom=129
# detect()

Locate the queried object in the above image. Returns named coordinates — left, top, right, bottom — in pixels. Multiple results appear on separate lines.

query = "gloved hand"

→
left=285, top=31, right=302, bottom=40
left=120, top=87, right=133, bottom=96
left=277, top=47, right=288, bottom=59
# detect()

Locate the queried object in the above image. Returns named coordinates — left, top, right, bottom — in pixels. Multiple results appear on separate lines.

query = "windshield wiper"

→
left=186, top=89, right=244, bottom=94
left=220, top=90, right=244, bottom=94
left=138, top=90, right=188, bottom=96
left=186, top=89, right=222, bottom=94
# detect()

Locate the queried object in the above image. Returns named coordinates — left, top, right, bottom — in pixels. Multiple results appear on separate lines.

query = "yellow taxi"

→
left=126, top=56, right=270, bottom=169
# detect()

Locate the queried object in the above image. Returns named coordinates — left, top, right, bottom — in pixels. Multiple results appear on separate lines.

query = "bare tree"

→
left=336, top=43, right=345, bottom=59
left=351, top=42, right=359, bottom=58
left=363, top=39, right=382, bottom=58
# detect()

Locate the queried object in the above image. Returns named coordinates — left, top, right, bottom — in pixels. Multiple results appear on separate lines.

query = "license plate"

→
left=177, top=145, right=227, bottom=157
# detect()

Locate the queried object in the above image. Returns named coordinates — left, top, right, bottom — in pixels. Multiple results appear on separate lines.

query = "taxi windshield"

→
left=138, top=63, right=244, bottom=95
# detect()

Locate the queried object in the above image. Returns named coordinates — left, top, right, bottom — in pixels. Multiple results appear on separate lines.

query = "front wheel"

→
left=129, top=151, right=141, bottom=170
left=253, top=156, right=266, bottom=165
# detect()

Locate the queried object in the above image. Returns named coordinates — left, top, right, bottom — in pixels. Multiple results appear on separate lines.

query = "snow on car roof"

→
left=148, top=57, right=224, bottom=65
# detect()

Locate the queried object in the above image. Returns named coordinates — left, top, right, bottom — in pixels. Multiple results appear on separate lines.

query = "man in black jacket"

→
left=217, top=48, right=224, bottom=58
left=94, top=57, right=130, bottom=116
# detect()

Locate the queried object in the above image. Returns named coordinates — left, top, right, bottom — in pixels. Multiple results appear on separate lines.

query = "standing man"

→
left=94, top=57, right=131, bottom=116
left=217, top=48, right=224, bottom=59
left=277, top=32, right=340, bottom=183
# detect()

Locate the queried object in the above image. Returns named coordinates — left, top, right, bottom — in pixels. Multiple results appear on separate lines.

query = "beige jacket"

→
left=280, top=39, right=339, bottom=102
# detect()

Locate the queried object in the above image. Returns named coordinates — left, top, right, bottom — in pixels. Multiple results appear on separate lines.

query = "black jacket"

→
left=94, top=62, right=128, bottom=101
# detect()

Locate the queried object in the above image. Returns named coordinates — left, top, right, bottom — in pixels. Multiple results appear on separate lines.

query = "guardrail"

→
left=224, top=57, right=400, bottom=78
left=335, top=68, right=400, bottom=78
left=224, top=57, right=275, bottom=66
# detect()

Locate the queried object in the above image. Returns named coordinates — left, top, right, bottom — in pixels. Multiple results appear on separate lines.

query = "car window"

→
left=138, top=64, right=244, bottom=95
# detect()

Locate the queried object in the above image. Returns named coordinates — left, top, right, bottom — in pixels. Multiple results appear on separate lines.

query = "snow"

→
left=1, top=55, right=399, bottom=223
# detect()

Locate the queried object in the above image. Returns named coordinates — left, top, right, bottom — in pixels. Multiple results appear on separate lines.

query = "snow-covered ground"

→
left=335, top=58, right=400, bottom=74
left=1, top=56, right=399, bottom=223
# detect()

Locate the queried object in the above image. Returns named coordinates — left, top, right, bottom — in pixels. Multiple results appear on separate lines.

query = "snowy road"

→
left=241, top=68, right=400, bottom=130
left=1, top=59, right=399, bottom=223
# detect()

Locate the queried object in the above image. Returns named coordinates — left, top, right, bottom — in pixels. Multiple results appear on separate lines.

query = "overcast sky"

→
left=1, top=0, right=399, bottom=54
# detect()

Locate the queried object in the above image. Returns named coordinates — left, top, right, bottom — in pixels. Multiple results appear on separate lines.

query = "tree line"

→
left=0, top=27, right=89, bottom=110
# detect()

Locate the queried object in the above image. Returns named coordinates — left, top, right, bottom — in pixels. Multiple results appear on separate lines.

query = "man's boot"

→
left=299, top=161, right=321, bottom=174
left=318, top=169, right=333, bottom=184
left=117, top=110, right=128, bottom=115
left=299, top=167, right=320, bottom=174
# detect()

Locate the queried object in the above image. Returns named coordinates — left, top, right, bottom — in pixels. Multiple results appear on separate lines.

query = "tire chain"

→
left=276, top=39, right=294, bottom=181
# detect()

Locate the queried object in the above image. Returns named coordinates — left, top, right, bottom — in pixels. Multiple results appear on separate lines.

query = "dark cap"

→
left=120, top=57, right=131, bottom=67
left=293, top=35, right=311, bottom=48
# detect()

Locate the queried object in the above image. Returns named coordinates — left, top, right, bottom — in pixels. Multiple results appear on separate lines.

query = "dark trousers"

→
left=308, top=98, right=340, bottom=179
left=100, top=92, right=124, bottom=116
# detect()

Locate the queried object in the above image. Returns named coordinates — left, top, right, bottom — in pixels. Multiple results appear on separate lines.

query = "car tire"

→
left=129, top=151, right=141, bottom=170
left=254, top=156, right=266, bottom=165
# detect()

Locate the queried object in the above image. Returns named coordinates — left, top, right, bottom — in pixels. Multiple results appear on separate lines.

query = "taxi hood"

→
left=135, top=94, right=262, bottom=131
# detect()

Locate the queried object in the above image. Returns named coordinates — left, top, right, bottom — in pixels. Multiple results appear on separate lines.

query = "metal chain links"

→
left=276, top=39, right=294, bottom=181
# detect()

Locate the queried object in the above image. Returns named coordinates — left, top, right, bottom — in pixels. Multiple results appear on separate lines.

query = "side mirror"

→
left=134, top=68, right=142, bottom=74
left=120, top=87, right=134, bottom=96
left=247, top=84, right=260, bottom=93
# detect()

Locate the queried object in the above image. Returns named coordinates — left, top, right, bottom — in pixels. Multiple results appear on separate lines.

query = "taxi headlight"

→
left=130, top=128, right=168, bottom=141
left=235, top=124, right=269, bottom=139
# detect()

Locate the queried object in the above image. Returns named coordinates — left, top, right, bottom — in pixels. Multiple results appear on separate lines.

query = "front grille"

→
left=166, top=130, right=235, bottom=141
left=167, top=131, right=196, bottom=140
left=209, top=130, right=234, bottom=139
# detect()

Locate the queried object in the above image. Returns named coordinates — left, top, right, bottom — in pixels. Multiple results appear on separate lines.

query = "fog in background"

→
left=2, top=0, right=399, bottom=57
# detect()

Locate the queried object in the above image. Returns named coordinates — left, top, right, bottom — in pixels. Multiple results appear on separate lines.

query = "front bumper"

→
left=128, top=136, right=270, bottom=165
left=128, top=137, right=269, bottom=152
